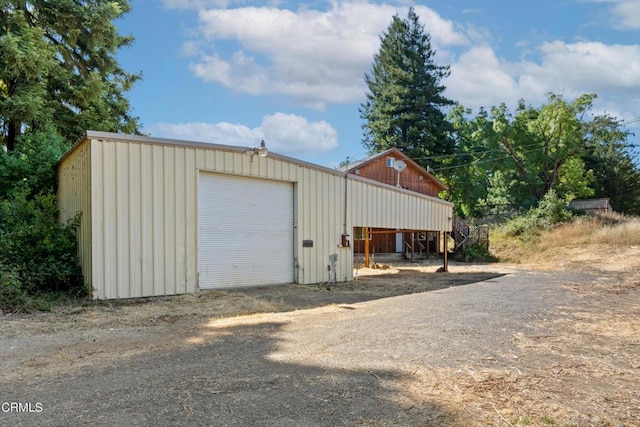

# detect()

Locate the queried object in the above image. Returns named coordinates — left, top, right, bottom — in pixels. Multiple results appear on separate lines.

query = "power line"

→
left=409, top=142, right=544, bottom=162
left=622, top=117, right=640, bottom=126
left=431, top=146, right=545, bottom=172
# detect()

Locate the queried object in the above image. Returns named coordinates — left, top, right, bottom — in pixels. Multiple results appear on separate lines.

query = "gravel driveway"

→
left=1, top=268, right=627, bottom=426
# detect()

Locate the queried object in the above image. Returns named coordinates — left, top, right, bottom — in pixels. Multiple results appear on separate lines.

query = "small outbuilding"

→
left=58, top=131, right=453, bottom=299
left=568, top=198, right=613, bottom=215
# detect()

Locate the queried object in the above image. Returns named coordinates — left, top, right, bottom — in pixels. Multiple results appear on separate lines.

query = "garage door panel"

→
left=198, top=172, right=293, bottom=289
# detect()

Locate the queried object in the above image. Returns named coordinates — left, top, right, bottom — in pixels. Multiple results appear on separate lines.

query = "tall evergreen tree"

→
left=0, top=0, right=140, bottom=151
left=360, top=7, right=454, bottom=169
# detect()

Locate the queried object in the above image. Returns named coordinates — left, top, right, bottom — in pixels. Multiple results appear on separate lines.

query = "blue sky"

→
left=116, top=0, right=640, bottom=168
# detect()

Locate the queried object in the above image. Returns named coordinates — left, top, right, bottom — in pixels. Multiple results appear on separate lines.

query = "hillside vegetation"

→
left=491, top=212, right=640, bottom=272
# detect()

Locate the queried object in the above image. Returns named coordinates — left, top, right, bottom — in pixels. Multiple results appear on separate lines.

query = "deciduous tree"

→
left=450, top=93, right=639, bottom=215
left=583, top=115, right=640, bottom=214
left=480, top=94, right=596, bottom=207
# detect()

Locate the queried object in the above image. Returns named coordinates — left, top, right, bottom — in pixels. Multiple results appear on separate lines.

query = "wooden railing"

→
left=452, top=216, right=489, bottom=251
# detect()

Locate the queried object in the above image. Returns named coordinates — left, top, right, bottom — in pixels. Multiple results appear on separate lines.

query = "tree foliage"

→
left=0, top=2, right=140, bottom=309
left=0, top=131, right=85, bottom=311
left=582, top=115, right=640, bottom=214
left=0, top=129, right=68, bottom=198
left=360, top=7, right=454, bottom=170
left=0, top=185, right=83, bottom=295
left=446, top=93, right=640, bottom=217
left=486, top=94, right=596, bottom=202
left=0, top=0, right=140, bottom=151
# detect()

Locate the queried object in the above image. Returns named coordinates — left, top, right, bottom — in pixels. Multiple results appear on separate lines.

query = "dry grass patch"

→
left=541, top=213, right=640, bottom=248
left=590, top=218, right=640, bottom=245
left=397, top=276, right=640, bottom=426
left=491, top=214, right=640, bottom=271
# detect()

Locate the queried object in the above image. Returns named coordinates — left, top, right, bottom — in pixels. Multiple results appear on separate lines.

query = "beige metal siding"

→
left=349, top=177, right=453, bottom=231
left=57, top=139, right=92, bottom=295
left=59, top=132, right=453, bottom=299
left=90, top=139, right=198, bottom=299
left=294, top=166, right=348, bottom=284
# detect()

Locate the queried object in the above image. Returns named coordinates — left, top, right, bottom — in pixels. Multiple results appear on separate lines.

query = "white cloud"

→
left=446, top=45, right=518, bottom=110
left=185, top=2, right=468, bottom=109
left=261, top=113, right=338, bottom=153
left=444, top=40, right=640, bottom=116
left=146, top=113, right=338, bottom=156
left=585, top=0, right=640, bottom=29
left=521, top=41, right=640, bottom=92
left=165, top=0, right=640, bottom=133
left=611, top=0, right=640, bottom=29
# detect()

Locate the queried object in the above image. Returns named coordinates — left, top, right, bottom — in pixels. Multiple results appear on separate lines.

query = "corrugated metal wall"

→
left=349, top=176, right=452, bottom=231
left=58, top=132, right=453, bottom=299
left=58, top=139, right=93, bottom=294
left=87, top=139, right=198, bottom=299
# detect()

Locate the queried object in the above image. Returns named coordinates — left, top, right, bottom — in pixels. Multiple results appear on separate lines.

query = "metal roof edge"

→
left=59, top=131, right=454, bottom=207
left=348, top=173, right=454, bottom=207
left=62, top=131, right=348, bottom=178
left=57, top=132, right=90, bottom=168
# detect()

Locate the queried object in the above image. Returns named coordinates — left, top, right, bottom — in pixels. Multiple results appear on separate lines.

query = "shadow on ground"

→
left=237, top=270, right=505, bottom=311
left=3, top=320, right=462, bottom=426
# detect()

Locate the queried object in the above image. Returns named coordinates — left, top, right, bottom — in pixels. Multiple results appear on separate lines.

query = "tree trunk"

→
left=7, top=121, right=20, bottom=152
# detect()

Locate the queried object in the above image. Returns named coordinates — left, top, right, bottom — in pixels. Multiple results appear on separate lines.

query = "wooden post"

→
left=411, top=232, right=415, bottom=263
left=364, top=226, right=370, bottom=268
left=443, top=232, right=449, bottom=272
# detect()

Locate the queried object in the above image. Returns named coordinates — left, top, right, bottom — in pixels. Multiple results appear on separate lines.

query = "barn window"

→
left=353, top=227, right=366, bottom=240
left=386, top=157, right=395, bottom=167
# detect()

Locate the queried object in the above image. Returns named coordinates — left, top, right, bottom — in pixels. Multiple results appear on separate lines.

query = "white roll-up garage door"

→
left=198, top=172, right=294, bottom=289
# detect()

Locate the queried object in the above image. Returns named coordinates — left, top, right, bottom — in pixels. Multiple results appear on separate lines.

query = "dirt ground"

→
left=1, top=251, right=639, bottom=426
left=0, top=261, right=507, bottom=382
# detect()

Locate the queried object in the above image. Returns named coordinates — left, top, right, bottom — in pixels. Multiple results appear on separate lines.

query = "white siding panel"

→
left=151, top=144, right=166, bottom=296
left=174, top=148, right=186, bottom=294
left=116, top=141, right=130, bottom=298
left=163, top=146, right=176, bottom=296
left=185, top=150, right=198, bottom=293
left=198, top=172, right=294, bottom=289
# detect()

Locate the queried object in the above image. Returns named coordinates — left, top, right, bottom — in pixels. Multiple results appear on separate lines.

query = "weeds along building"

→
left=57, top=131, right=453, bottom=299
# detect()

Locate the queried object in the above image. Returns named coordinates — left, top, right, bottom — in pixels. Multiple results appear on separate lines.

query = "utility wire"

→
left=621, top=116, right=640, bottom=125
left=431, top=146, right=545, bottom=172
left=408, top=142, right=543, bottom=162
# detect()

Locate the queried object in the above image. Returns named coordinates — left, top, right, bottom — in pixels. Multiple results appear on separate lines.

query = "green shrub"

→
left=0, top=185, right=84, bottom=298
left=504, top=189, right=573, bottom=239
left=0, top=131, right=85, bottom=312
left=0, top=265, right=33, bottom=313
left=454, top=243, right=498, bottom=262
